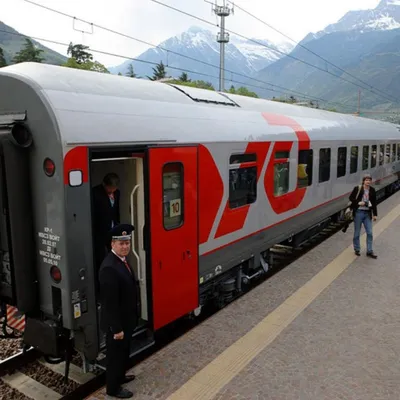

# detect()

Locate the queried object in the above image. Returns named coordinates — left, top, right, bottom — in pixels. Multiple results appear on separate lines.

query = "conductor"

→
left=99, top=224, right=137, bottom=399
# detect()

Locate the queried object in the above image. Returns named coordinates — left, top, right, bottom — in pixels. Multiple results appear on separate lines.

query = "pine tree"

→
left=12, top=39, right=44, bottom=63
left=148, top=61, right=166, bottom=81
left=0, top=47, right=6, bottom=67
left=179, top=72, right=190, bottom=82
left=126, top=64, right=137, bottom=78
left=67, top=43, right=93, bottom=64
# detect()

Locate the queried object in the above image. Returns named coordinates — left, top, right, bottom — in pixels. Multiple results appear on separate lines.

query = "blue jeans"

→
left=353, top=210, right=373, bottom=253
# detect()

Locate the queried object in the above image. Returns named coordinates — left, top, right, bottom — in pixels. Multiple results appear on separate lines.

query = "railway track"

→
left=0, top=187, right=397, bottom=400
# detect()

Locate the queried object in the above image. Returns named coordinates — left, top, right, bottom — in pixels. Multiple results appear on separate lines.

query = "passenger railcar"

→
left=0, top=63, right=399, bottom=371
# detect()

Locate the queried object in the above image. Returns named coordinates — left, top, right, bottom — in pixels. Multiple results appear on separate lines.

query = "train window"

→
left=319, top=148, right=331, bottom=183
left=350, top=146, right=358, bottom=174
left=275, top=151, right=290, bottom=159
left=385, top=144, right=391, bottom=164
left=371, top=145, right=377, bottom=168
left=379, top=145, right=384, bottom=165
left=229, top=167, right=257, bottom=208
left=273, top=150, right=290, bottom=196
left=337, top=147, right=347, bottom=178
left=229, top=154, right=256, bottom=164
left=274, top=163, right=289, bottom=196
left=392, top=144, right=396, bottom=163
left=398, top=144, right=400, bottom=161
left=229, top=153, right=257, bottom=208
left=298, top=149, right=313, bottom=188
left=362, top=146, right=369, bottom=170
left=163, top=163, right=183, bottom=230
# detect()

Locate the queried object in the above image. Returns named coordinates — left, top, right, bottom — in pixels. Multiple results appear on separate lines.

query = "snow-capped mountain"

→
left=253, top=0, right=400, bottom=110
left=305, top=0, right=400, bottom=43
left=108, top=26, right=294, bottom=84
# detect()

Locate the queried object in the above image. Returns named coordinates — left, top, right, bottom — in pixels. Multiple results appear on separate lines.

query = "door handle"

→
left=184, top=250, right=192, bottom=260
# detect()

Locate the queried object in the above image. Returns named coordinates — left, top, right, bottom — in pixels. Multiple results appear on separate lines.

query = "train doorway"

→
left=90, top=154, right=148, bottom=346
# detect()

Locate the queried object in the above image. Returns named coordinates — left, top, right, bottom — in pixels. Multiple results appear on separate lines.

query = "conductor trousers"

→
left=105, top=329, right=132, bottom=395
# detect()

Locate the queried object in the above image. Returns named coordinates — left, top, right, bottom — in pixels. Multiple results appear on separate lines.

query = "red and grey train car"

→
left=0, top=62, right=399, bottom=367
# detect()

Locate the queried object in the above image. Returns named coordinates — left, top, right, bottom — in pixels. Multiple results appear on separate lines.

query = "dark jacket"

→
left=92, top=184, right=120, bottom=243
left=349, top=185, right=377, bottom=218
left=99, top=252, right=138, bottom=334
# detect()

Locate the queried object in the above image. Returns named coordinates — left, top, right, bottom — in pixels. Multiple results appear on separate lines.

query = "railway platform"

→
left=87, top=190, right=400, bottom=400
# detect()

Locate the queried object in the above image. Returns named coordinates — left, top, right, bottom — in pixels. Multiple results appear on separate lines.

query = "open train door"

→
left=147, top=146, right=199, bottom=330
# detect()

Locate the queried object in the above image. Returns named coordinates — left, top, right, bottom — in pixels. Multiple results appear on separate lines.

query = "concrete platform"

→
left=88, top=190, right=400, bottom=400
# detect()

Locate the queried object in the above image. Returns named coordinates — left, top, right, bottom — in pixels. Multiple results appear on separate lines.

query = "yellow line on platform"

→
left=167, top=203, right=400, bottom=400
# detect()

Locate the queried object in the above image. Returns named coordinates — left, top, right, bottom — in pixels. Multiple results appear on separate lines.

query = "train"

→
left=0, top=62, right=399, bottom=374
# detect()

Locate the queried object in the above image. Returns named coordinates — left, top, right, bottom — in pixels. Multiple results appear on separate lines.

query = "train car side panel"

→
left=148, top=146, right=199, bottom=330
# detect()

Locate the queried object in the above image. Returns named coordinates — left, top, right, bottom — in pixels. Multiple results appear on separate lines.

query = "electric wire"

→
left=18, top=0, right=364, bottom=110
left=228, top=0, right=400, bottom=104
left=150, top=0, right=397, bottom=105
left=22, top=0, right=348, bottom=108
left=1, top=27, right=361, bottom=112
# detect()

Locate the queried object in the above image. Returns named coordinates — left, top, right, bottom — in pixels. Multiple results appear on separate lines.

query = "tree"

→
left=227, top=85, right=258, bottom=98
left=67, top=43, right=93, bottom=64
left=62, top=57, right=109, bottom=73
left=12, top=39, right=44, bottom=64
left=168, top=79, right=215, bottom=91
left=179, top=72, right=190, bottom=82
left=126, top=64, right=137, bottom=78
left=148, top=61, right=166, bottom=81
left=0, top=47, right=6, bottom=68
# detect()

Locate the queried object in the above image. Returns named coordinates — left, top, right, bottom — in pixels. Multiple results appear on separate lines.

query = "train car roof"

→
left=1, top=62, right=399, bottom=146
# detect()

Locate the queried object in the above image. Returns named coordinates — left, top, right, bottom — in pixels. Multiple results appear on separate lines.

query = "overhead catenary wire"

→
left=1, top=28, right=361, bottom=112
left=22, top=0, right=341, bottom=106
left=150, top=0, right=398, bottom=106
left=228, top=0, right=400, bottom=104
left=19, top=0, right=359, bottom=111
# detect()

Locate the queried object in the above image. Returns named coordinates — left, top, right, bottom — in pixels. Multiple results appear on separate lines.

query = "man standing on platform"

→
left=99, top=224, right=137, bottom=399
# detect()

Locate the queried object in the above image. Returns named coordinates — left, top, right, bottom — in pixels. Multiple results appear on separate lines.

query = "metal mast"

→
left=207, top=0, right=233, bottom=92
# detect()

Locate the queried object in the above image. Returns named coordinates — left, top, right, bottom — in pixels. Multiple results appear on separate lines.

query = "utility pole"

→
left=206, top=0, right=233, bottom=92
left=358, top=89, right=361, bottom=116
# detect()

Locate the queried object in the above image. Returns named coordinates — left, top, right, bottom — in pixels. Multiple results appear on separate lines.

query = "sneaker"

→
left=354, top=250, right=360, bottom=256
left=366, top=252, right=377, bottom=259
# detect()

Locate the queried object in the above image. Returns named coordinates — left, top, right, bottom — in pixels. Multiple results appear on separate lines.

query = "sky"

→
left=2, top=0, right=380, bottom=67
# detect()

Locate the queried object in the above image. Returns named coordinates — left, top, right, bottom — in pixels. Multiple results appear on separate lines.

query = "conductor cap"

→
left=110, top=223, right=134, bottom=241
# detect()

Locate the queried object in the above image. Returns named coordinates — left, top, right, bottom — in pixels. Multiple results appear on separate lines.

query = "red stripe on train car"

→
left=63, top=146, right=89, bottom=185
left=198, top=145, right=224, bottom=244
left=203, top=173, right=395, bottom=257
left=262, top=113, right=310, bottom=215
left=214, top=142, right=271, bottom=239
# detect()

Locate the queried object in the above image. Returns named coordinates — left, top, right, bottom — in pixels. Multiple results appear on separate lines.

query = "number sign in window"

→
left=163, top=163, right=183, bottom=230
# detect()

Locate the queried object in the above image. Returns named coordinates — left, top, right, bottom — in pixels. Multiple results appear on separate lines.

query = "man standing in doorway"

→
left=349, top=174, right=378, bottom=258
left=99, top=224, right=137, bottom=399
left=93, top=173, right=121, bottom=290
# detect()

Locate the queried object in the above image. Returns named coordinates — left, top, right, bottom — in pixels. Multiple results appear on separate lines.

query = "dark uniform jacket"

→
left=93, top=184, right=120, bottom=244
left=99, top=252, right=138, bottom=334
left=349, top=185, right=377, bottom=218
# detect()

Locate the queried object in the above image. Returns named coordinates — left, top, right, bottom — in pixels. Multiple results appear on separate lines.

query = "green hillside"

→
left=0, top=21, right=66, bottom=65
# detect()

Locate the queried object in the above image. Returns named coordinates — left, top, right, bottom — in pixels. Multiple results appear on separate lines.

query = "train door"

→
left=147, top=146, right=199, bottom=330
left=90, top=154, right=149, bottom=346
